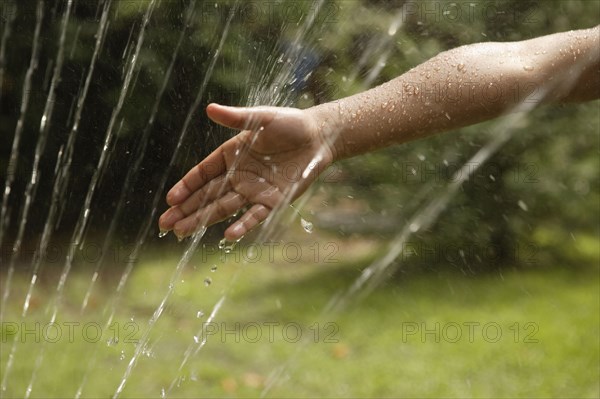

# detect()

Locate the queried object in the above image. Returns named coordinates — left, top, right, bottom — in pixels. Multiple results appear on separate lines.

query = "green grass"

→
left=1, top=234, right=598, bottom=398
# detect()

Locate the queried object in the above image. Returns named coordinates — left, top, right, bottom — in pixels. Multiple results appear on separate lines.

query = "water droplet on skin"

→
left=301, top=218, right=313, bottom=234
left=204, top=278, right=212, bottom=287
left=523, top=65, right=534, bottom=72
left=210, top=265, right=217, bottom=272
left=158, top=230, right=168, bottom=238
left=457, top=63, right=465, bottom=72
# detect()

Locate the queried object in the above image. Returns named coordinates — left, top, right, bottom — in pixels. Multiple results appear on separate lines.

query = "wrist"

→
left=305, top=102, right=346, bottom=163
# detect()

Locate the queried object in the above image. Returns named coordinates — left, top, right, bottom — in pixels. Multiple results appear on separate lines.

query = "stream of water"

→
left=0, top=1, right=595, bottom=397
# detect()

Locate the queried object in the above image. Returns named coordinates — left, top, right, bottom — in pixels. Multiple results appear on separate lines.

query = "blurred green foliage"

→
left=0, top=0, right=598, bottom=272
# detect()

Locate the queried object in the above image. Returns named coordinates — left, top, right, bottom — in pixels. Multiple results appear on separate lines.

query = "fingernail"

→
left=231, top=223, right=243, bottom=236
left=167, top=187, right=181, bottom=203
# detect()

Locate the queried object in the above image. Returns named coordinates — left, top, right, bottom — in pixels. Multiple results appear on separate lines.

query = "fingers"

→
left=224, top=204, right=270, bottom=241
left=159, top=176, right=231, bottom=231
left=166, top=146, right=227, bottom=206
left=206, top=103, right=277, bottom=132
left=161, top=177, right=284, bottom=239
left=173, top=191, right=247, bottom=238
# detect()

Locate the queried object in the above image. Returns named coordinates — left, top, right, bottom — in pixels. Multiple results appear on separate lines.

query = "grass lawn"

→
left=1, top=230, right=598, bottom=398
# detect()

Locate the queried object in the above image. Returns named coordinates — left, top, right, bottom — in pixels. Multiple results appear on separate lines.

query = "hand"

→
left=158, top=103, right=334, bottom=241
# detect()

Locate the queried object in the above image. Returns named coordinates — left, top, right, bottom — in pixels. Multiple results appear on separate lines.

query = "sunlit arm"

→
left=159, top=26, right=599, bottom=241
left=308, top=25, right=600, bottom=161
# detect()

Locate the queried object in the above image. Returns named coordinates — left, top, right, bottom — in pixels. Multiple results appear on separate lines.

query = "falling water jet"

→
left=0, top=0, right=16, bottom=109
left=19, top=0, right=75, bottom=392
left=0, top=0, right=44, bottom=327
left=113, top=226, right=207, bottom=399
left=101, top=0, right=237, bottom=333
left=346, top=4, right=406, bottom=90
left=2, top=0, right=75, bottom=394
left=161, top=3, right=337, bottom=394
left=165, top=295, right=226, bottom=395
left=109, top=4, right=239, bottom=397
left=79, top=0, right=197, bottom=314
left=0, top=4, right=113, bottom=393
left=26, top=0, right=112, bottom=319
left=49, top=0, right=156, bottom=318
left=20, top=1, right=156, bottom=396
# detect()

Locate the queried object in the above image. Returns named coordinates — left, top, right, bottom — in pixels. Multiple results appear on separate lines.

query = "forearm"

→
left=308, top=26, right=599, bottom=161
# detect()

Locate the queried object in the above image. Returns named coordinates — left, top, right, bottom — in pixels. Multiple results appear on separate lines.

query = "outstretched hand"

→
left=158, top=103, right=334, bottom=241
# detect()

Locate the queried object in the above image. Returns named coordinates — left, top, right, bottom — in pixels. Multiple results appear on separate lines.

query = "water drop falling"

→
left=204, top=278, right=212, bottom=287
left=210, top=265, right=217, bottom=272
left=218, top=238, right=227, bottom=249
left=517, top=200, right=528, bottom=211
left=196, top=310, right=204, bottom=318
left=301, top=218, right=313, bottom=234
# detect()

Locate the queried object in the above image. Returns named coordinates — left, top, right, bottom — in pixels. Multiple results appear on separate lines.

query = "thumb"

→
left=206, top=103, right=276, bottom=131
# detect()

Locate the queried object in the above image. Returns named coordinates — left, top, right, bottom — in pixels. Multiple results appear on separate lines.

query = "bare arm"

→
left=309, top=25, right=600, bottom=161
left=160, top=26, right=600, bottom=240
